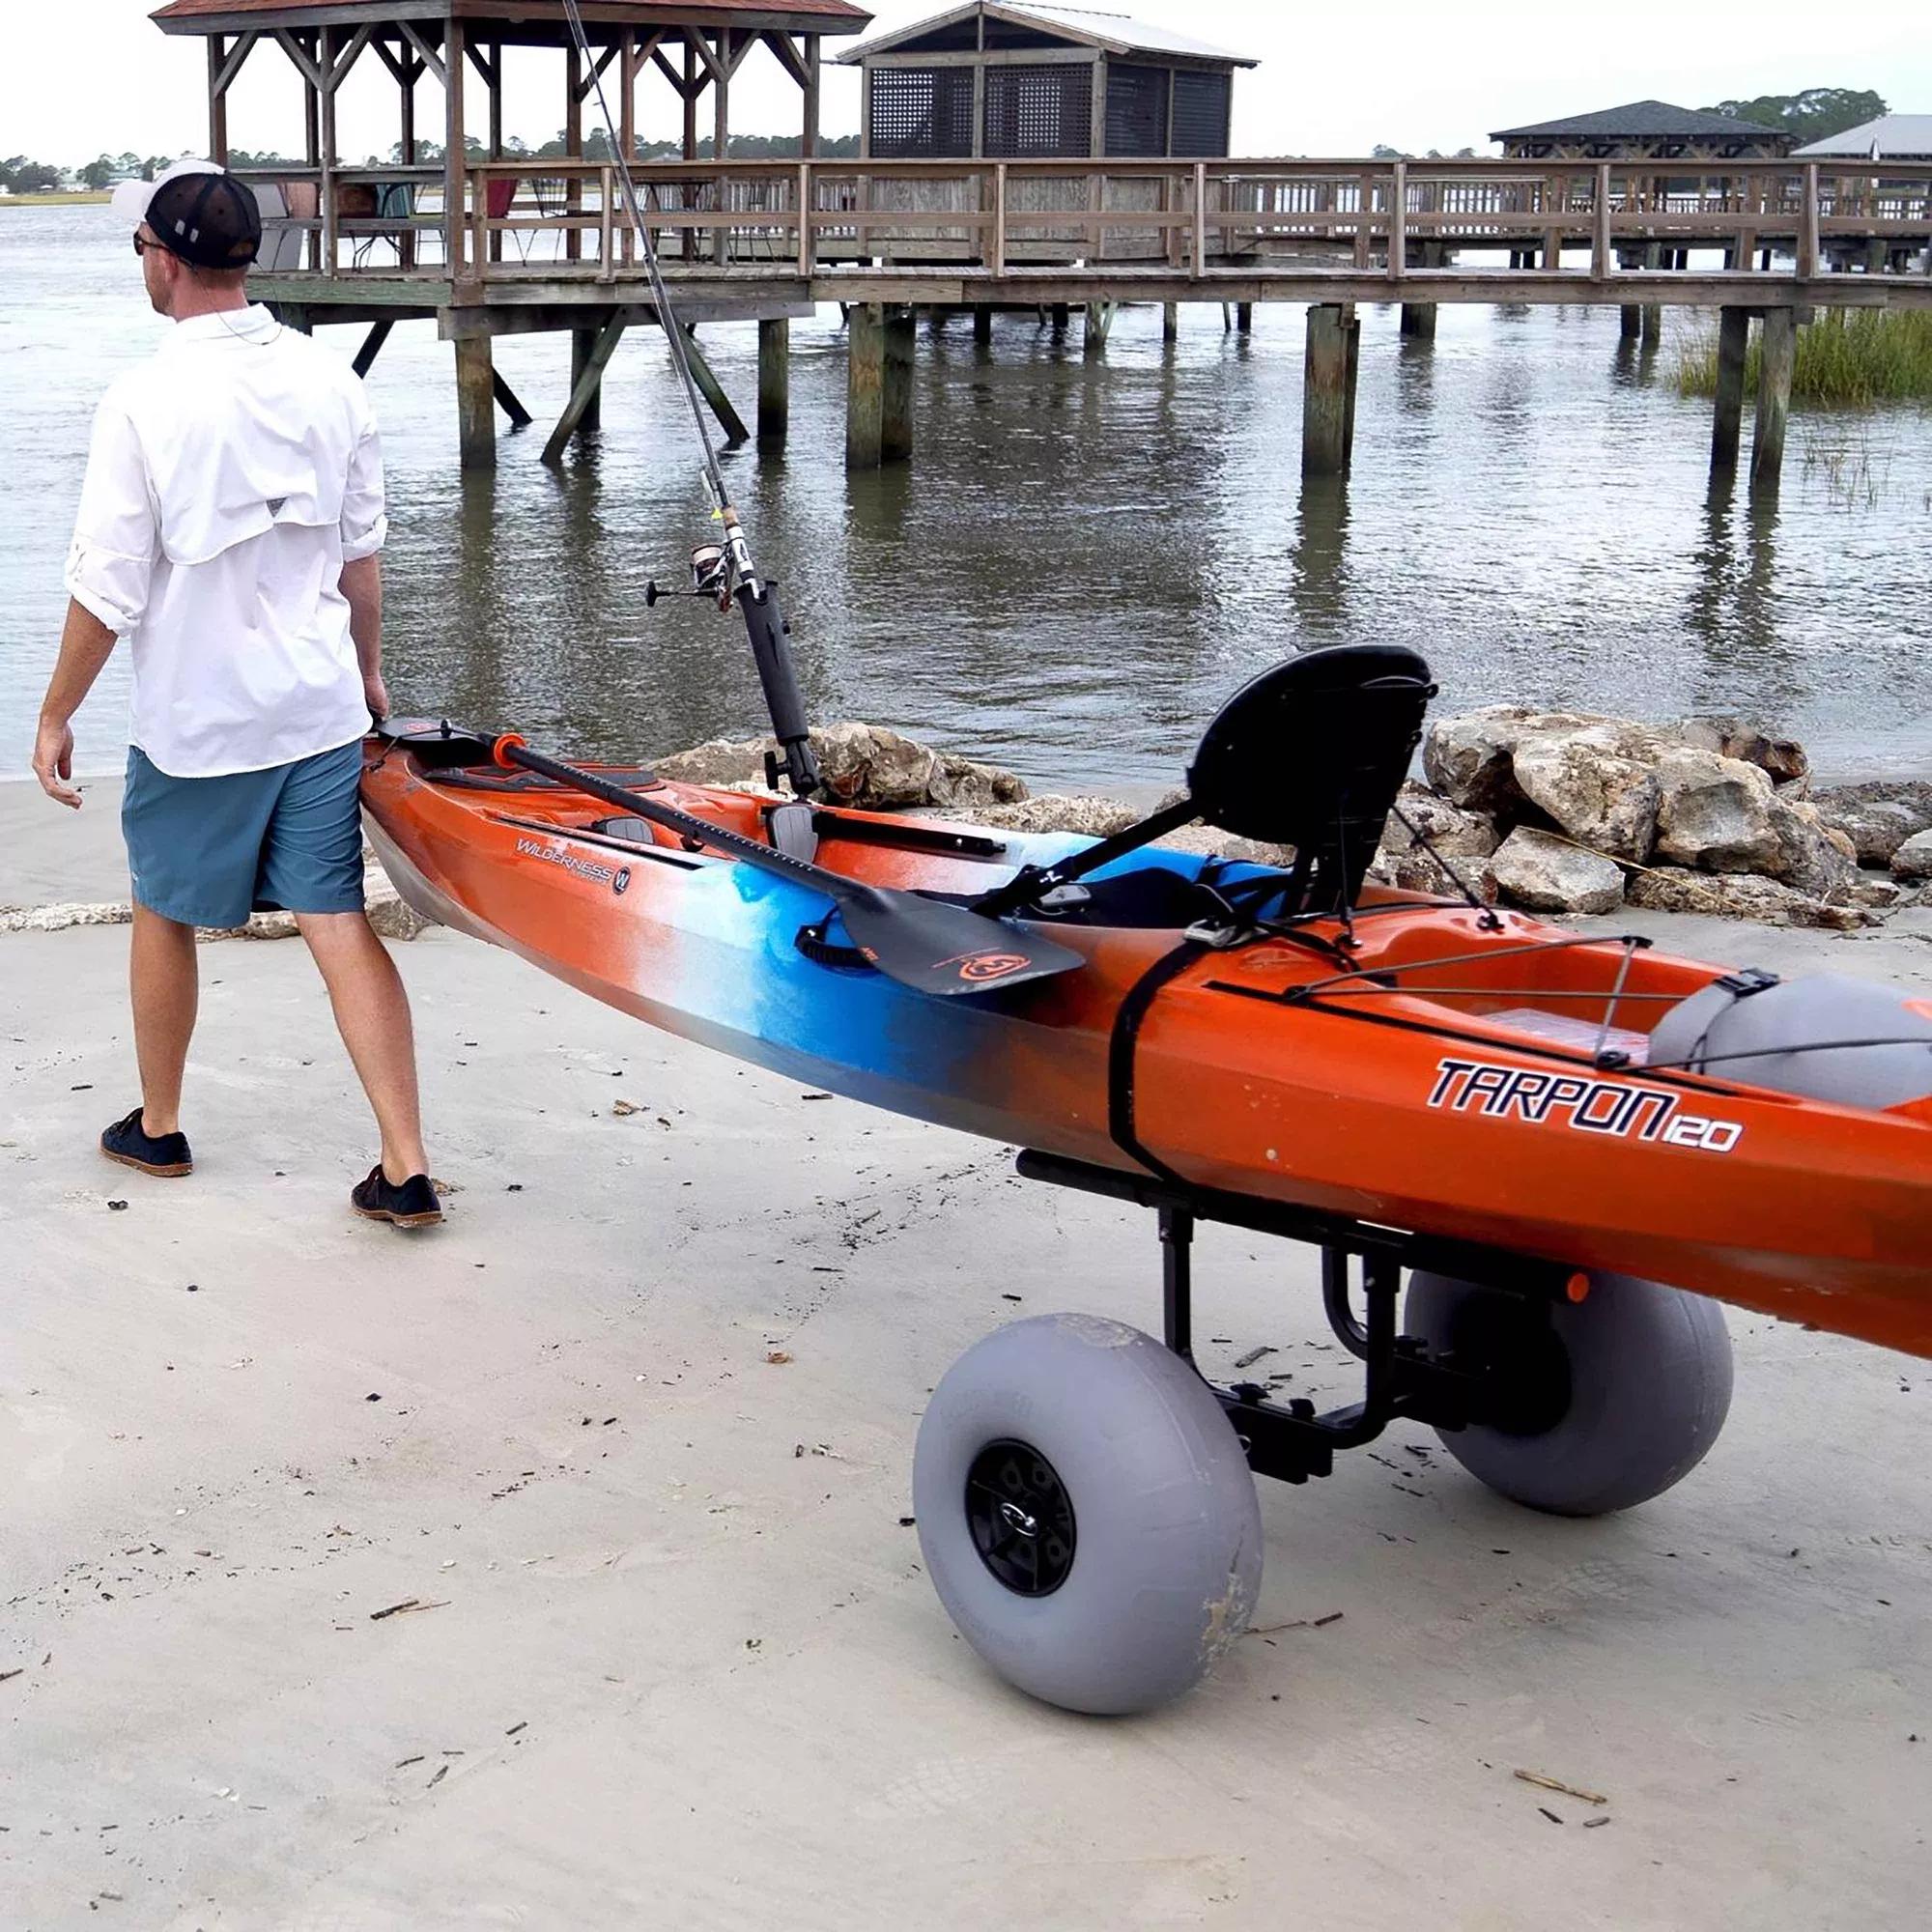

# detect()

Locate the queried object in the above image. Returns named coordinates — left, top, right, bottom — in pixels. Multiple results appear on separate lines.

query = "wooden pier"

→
left=249, top=152, right=1932, bottom=489
left=154, top=4, right=1932, bottom=495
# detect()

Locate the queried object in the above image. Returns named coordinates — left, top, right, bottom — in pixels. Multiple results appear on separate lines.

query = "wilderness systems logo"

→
left=1428, top=1057, right=1745, bottom=1153
left=515, top=836, right=618, bottom=887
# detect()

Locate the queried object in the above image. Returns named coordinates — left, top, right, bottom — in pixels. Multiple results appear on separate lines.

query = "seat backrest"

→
left=1186, top=644, right=1435, bottom=914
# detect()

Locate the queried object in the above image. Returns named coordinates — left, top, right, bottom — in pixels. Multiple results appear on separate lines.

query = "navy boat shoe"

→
left=351, top=1164, right=444, bottom=1230
left=100, top=1106, right=193, bottom=1178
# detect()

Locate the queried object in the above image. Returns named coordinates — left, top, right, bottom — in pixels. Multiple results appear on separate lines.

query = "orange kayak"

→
left=360, top=724, right=1932, bottom=1361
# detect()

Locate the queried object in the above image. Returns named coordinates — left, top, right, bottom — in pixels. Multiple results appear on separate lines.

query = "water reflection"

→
left=7, top=204, right=1931, bottom=789
left=1686, top=483, right=1784, bottom=674
left=1291, top=475, right=1352, bottom=640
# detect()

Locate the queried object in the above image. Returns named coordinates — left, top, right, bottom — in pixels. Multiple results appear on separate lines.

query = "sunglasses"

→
left=132, top=233, right=158, bottom=257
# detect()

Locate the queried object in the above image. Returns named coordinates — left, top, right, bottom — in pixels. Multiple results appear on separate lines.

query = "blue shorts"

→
left=123, top=739, right=366, bottom=929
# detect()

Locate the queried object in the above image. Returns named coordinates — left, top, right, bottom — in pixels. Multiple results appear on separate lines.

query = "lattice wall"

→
left=983, top=64, right=1094, bottom=159
left=870, top=66, right=976, bottom=159
left=1105, top=64, right=1170, bottom=158
left=1172, top=71, right=1232, bottom=158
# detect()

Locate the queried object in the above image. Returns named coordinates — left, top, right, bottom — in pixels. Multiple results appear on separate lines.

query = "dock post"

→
left=1640, top=303, right=1662, bottom=346
left=1050, top=303, right=1070, bottom=334
left=758, top=317, right=789, bottom=443
left=1709, top=306, right=1749, bottom=476
left=1402, top=242, right=1438, bottom=338
left=542, top=318, right=627, bottom=466
left=1236, top=301, right=1253, bottom=334
left=882, top=306, right=916, bottom=463
left=1162, top=301, right=1179, bottom=342
left=973, top=307, right=993, bottom=344
left=1750, top=307, right=1796, bottom=496
left=455, top=335, right=497, bottom=470
left=681, top=328, right=751, bottom=446
left=1082, top=299, right=1115, bottom=359
left=570, top=327, right=604, bottom=435
left=847, top=301, right=885, bottom=468
left=1303, top=302, right=1358, bottom=478
left=1619, top=305, right=1641, bottom=337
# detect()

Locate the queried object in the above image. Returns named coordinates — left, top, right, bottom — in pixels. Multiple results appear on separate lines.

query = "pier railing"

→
left=243, top=156, right=1932, bottom=287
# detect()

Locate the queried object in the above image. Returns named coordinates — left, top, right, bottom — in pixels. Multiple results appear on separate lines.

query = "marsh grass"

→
left=1675, top=307, right=1932, bottom=406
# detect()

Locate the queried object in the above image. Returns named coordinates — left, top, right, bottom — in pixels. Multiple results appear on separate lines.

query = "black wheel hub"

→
left=1451, top=1294, right=1574, bottom=1437
left=964, top=1438, right=1076, bottom=1597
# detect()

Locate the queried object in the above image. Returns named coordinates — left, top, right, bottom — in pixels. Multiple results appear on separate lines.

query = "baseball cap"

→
left=113, top=158, right=261, bottom=270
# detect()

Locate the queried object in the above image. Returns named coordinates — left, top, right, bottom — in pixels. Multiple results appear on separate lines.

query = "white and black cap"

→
left=114, top=158, right=262, bottom=270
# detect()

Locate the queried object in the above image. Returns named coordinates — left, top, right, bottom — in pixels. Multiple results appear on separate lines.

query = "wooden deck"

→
left=247, top=155, right=1932, bottom=319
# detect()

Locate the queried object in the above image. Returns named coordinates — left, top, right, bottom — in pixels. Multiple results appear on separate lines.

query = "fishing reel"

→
left=644, top=542, right=734, bottom=614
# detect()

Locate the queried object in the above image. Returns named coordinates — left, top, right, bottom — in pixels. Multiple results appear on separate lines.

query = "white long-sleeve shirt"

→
left=65, top=304, right=387, bottom=779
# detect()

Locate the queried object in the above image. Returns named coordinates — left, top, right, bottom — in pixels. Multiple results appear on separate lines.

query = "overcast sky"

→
left=2, top=0, right=1921, bottom=166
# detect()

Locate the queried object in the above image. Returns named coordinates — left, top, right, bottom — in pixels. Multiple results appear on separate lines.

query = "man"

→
left=32, top=159, right=440, bottom=1231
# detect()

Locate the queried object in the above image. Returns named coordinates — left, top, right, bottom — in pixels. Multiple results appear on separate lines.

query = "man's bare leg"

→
left=296, top=911, right=429, bottom=1181
left=129, top=902, right=198, bottom=1136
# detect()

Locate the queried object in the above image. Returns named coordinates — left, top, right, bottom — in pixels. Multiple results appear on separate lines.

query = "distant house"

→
left=1490, top=100, right=1794, bottom=161
left=1794, top=115, right=1932, bottom=161
left=838, top=3, right=1257, bottom=161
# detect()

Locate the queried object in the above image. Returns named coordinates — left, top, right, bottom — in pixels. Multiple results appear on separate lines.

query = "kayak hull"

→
left=362, top=742, right=1932, bottom=1360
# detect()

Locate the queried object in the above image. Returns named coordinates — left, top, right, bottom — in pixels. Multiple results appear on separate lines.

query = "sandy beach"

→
left=3, top=785, right=1929, bottom=1929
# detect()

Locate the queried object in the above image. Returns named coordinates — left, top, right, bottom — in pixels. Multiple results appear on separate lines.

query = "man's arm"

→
left=341, top=552, right=386, bottom=720
left=339, top=393, right=388, bottom=722
left=34, top=599, right=118, bottom=809
left=43, top=391, right=154, bottom=806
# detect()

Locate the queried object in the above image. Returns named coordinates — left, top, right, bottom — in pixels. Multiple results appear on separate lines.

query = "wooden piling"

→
left=1399, top=301, right=1435, bottom=339
left=1709, top=306, right=1749, bottom=475
left=1236, top=301, right=1253, bottom=334
left=758, top=317, right=789, bottom=443
left=1750, top=307, right=1796, bottom=496
left=1050, top=303, right=1070, bottom=333
left=491, top=369, right=533, bottom=432
left=570, top=327, right=604, bottom=434
left=352, top=320, right=393, bottom=379
left=1082, top=299, right=1116, bottom=359
left=847, top=301, right=884, bottom=468
left=542, top=319, right=625, bottom=465
left=1619, top=305, right=1641, bottom=337
left=1162, top=301, right=1179, bottom=342
left=455, top=335, right=497, bottom=470
left=1303, top=303, right=1357, bottom=478
left=882, top=306, right=915, bottom=463
left=973, top=307, right=993, bottom=343
left=1640, top=304, right=1662, bottom=345
left=682, top=327, right=750, bottom=445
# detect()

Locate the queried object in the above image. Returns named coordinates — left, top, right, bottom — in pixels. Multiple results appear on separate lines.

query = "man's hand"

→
left=363, top=670, right=391, bottom=723
left=33, top=714, right=81, bottom=809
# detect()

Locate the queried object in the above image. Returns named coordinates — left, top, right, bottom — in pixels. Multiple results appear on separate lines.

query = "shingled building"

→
left=1491, top=100, right=1795, bottom=162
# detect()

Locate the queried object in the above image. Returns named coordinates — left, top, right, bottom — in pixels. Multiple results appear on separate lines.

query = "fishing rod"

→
left=556, top=0, right=821, bottom=800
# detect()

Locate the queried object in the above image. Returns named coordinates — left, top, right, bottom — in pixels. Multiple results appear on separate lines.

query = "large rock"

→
left=1628, top=867, right=1878, bottom=930
left=1422, top=707, right=1528, bottom=815
left=1652, top=749, right=1779, bottom=871
left=1488, top=828, right=1625, bottom=915
left=1813, top=784, right=1932, bottom=866
left=1370, top=784, right=1499, bottom=896
left=1892, top=829, right=1932, bottom=882
left=1511, top=739, right=1660, bottom=862
left=968, top=794, right=1142, bottom=838
left=653, top=724, right=1027, bottom=811
left=1675, top=716, right=1809, bottom=788
left=1765, top=797, right=1860, bottom=900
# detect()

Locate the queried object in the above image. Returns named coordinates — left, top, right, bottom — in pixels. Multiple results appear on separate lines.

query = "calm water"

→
left=4, top=202, right=1930, bottom=792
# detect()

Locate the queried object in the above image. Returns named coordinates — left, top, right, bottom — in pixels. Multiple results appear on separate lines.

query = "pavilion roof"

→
left=1490, top=99, right=1782, bottom=141
left=153, top=1, right=869, bottom=29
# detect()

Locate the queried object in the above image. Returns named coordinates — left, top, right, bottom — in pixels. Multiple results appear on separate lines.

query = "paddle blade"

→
left=837, top=892, right=1085, bottom=998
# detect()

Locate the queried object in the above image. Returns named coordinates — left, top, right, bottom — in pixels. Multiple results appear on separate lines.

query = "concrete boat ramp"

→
left=3, top=801, right=1928, bottom=1927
